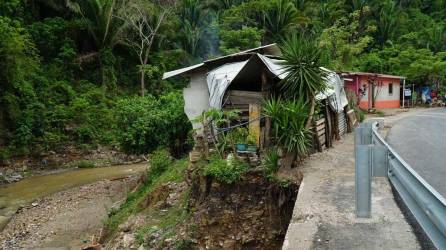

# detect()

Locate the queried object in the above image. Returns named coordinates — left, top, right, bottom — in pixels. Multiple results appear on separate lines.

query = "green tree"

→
left=374, top=0, right=400, bottom=47
left=319, top=9, right=375, bottom=69
left=263, top=0, right=300, bottom=41
left=0, top=17, right=40, bottom=149
left=67, top=0, right=127, bottom=89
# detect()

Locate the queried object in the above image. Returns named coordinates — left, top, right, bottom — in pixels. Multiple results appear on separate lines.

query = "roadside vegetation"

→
left=104, top=149, right=188, bottom=233
left=2, top=0, right=446, bottom=247
left=1, top=0, right=446, bottom=165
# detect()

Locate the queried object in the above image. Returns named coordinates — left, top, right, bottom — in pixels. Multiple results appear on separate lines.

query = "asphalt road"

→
left=386, top=108, right=446, bottom=198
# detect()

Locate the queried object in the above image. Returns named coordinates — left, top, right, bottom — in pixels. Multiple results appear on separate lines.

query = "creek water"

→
left=0, top=163, right=148, bottom=228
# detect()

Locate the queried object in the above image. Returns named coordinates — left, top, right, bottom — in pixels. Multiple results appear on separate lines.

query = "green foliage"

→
left=75, top=160, right=96, bottom=168
left=149, top=149, right=173, bottom=180
left=228, top=127, right=249, bottom=144
left=280, top=34, right=327, bottom=100
left=319, top=9, right=375, bottom=69
left=219, top=27, right=263, bottom=55
left=1, top=0, right=446, bottom=161
left=114, top=91, right=191, bottom=154
left=262, top=147, right=280, bottom=178
left=263, top=98, right=312, bottom=154
left=358, top=109, right=365, bottom=122
left=204, top=154, right=249, bottom=184
left=105, top=156, right=188, bottom=233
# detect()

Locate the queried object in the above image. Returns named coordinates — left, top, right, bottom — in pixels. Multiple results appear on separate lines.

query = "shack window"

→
left=388, top=83, right=393, bottom=95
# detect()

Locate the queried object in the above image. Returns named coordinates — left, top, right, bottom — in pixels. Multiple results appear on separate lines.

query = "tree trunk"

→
left=140, top=69, right=145, bottom=97
left=305, top=97, right=316, bottom=129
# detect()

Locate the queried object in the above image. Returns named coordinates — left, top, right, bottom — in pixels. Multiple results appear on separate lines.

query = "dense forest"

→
left=1, top=0, right=445, bottom=161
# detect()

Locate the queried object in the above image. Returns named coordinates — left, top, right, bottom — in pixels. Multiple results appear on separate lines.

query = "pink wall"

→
left=342, top=74, right=401, bottom=110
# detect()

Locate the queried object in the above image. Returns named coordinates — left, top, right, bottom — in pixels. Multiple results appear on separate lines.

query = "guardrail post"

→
left=355, top=123, right=388, bottom=218
left=372, top=146, right=388, bottom=177
left=355, top=143, right=372, bottom=218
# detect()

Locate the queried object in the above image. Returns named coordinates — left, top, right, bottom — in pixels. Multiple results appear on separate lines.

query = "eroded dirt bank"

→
left=105, top=170, right=300, bottom=249
left=189, top=171, right=299, bottom=249
left=0, top=175, right=140, bottom=249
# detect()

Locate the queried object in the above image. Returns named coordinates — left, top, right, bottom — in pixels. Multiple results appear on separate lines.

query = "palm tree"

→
left=178, top=0, right=207, bottom=58
left=263, top=0, right=300, bottom=41
left=279, top=34, right=327, bottom=129
left=67, top=0, right=125, bottom=50
left=375, top=0, right=399, bottom=47
left=205, top=0, right=243, bottom=11
left=67, top=0, right=127, bottom=88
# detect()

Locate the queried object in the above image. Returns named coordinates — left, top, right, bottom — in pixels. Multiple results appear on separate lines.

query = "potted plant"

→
left=246, top=133, right=258, bottom=152
left=231, top=127, right=249, bottom=152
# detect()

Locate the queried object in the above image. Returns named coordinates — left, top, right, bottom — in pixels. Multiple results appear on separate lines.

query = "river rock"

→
left=123, top=233, right=135, bottom=248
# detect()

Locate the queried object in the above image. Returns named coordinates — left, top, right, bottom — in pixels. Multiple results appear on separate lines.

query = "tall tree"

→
left=374, top=0, right=399, bottom=47
left=263, top=0, right=300, bottom=41
left=122, top=0, right=168, bottom=97
left=67, top=0, right=127, bottom=89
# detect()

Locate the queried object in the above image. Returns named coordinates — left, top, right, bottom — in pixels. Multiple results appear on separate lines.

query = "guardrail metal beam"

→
left=355, top=121, right=446, bottom=248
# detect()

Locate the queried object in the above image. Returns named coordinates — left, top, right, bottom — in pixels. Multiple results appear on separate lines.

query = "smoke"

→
left=201, top=11, right=222, bottom=60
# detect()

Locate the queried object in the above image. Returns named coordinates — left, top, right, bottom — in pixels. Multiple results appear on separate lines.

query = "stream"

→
left=0, top=163, right=148, bottom=229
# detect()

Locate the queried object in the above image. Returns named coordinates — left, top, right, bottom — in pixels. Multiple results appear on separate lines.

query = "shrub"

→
left=204, top=154, right=249, bottom=184
left=263, top=98, right=312, bottom=155
left=262, top=148, right=280, bottom=177
left=149, top=149, right=173, bottom=180
left=76, top=160, right=95, bottom=168
left=357, top=108, right=365, bottom=122
left=114, top=91, right=191, bottom=155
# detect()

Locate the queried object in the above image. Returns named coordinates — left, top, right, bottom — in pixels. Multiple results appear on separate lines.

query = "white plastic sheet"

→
left=206, top=54, right=348, bottom=111
left=207, top=61, right=248, bottom=109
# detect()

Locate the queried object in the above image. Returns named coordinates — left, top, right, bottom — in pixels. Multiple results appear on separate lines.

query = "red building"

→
left=339, top=72, right=406, bottom=110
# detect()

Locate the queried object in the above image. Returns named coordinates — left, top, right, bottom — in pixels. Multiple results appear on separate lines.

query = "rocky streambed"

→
left=0, top=163, right=148, bottom=249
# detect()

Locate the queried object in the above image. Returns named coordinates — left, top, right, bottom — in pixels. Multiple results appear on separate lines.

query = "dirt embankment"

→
left=106, top=170, right=300, bottom=250
left=0, top=175, right=141, bottom=249
left=189, top=171, right=299, bottom=249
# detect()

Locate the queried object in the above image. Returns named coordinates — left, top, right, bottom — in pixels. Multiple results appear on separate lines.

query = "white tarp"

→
left=206, top=54, right=348, bottom=111
left=207, top=61, right=248, bottom=108
left=258, top=54, right=288, bottom=79
left=324, top=70, right=349, bottom=113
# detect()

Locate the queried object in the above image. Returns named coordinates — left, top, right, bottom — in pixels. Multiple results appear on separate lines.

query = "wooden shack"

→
left=162, top=44, right=349, bottom=151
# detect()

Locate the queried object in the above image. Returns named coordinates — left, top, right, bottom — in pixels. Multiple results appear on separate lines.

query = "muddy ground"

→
left=0, top=175, right=140, bottom=249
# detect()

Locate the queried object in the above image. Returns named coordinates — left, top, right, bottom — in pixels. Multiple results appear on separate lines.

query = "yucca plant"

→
left=263, top=97, right=312, bottom=161
left=279, top=33, right=327, bottom=129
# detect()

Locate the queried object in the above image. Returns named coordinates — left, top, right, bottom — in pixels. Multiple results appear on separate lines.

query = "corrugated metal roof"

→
left=162, top=44, right=280, bottom=80
left=162, top=63, right=204, bottom=80
left=339, top=71, right=405, bottom=79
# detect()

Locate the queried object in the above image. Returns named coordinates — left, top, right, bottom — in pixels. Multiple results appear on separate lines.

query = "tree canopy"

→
left=0, top=0, right=445, bottom=159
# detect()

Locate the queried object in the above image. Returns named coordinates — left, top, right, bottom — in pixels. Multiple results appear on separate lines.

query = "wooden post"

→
left=261, top=70, right=270, bottom=149
left=249, top=104, right=261, bottom=146
left=324, top=103, right=331, bottom=148
left=312, top=118, right=322, bottom=152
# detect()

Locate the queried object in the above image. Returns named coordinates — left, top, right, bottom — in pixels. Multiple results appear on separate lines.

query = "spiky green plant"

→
left=279, top=33, right=327, bottom=128
left=263, top=0, right=299, bottom=40
left=263, top=97, right=311, bottom=156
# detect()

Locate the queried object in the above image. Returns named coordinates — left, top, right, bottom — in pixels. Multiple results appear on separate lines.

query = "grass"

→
left=103, top=157, right=189, bottom=234
left=74, top=160, right=96, bottom=168
left=375, top=110, right=385, bottom=117
left=134, top=188, right=192, bottom=246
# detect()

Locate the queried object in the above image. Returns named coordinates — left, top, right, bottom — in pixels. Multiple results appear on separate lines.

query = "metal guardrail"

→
left=355, top=122, right=446, bottom=249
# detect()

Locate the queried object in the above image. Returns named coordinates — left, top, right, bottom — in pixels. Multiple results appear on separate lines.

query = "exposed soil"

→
left=188, top=171, right=300, bottom=249
left=106, top=169, right=301, bottom=250
left=0, top=175, right=141, bottom=249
